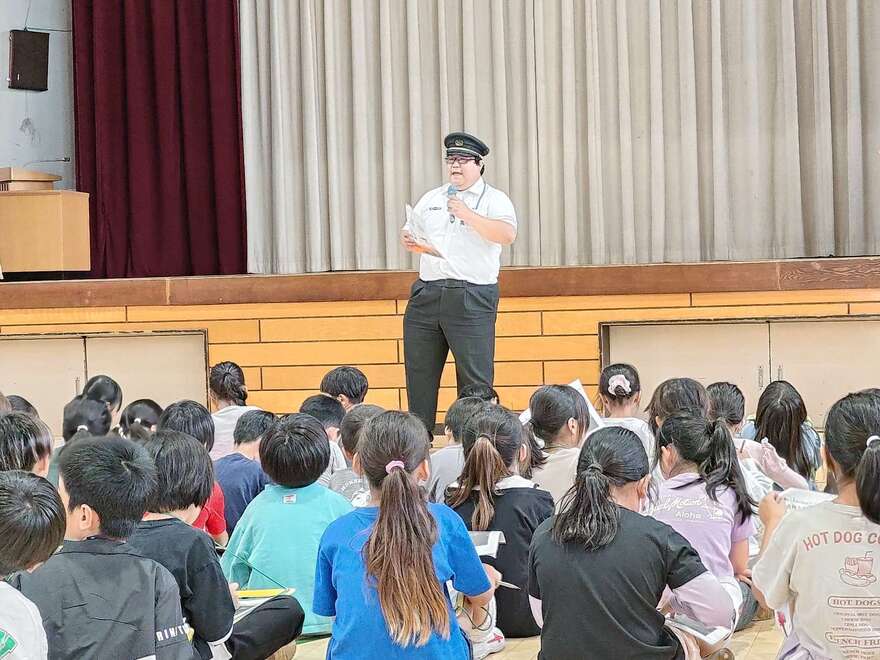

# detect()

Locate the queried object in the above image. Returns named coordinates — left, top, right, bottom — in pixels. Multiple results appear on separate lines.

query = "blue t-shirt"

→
left=220, top=482, right=352, bottom=635
left=214, top=453, right=270, bottom=534
left=314, top=503, right=491, bottom=659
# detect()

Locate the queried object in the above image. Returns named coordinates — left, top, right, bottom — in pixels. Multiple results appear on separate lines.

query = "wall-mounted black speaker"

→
left=9, top=29, right=50, bottom=92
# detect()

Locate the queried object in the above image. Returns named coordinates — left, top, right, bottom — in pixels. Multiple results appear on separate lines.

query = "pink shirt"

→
left=651, top=473, right=754, bottom=578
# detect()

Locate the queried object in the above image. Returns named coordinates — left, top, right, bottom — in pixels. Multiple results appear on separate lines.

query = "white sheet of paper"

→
left=403, top=204, right=444, bottom=258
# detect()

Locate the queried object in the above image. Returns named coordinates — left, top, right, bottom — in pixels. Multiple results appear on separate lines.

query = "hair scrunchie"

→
left=385, top=460, right=405, bottom=474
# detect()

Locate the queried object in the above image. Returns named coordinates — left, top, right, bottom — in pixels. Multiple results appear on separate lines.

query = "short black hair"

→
left=0, top=412, right=53, bottom=472
left=141, top=430, right=214, bottom=513
left=234, top=410, right=276, bottom=445
left=339, top=404, right=385, bottom=455
left=444, top=397, right=490, bottom=442
left=300, top=394, right=345, bottom=429
left=119, top=399, right=164, bottom=437
left=0, top=471, right=65, bottom=577
left=458, top=383, right=500, bottom=404
left=62, top=396, right=113, bottom=442
left=82, top=375, right=123, bottom=412
left=320, top=366, right=369, bottom=404
left=58, top=436, right=157, bottom=540
left=7, top=395, right=39, bottom=418
left=260, top=413, right=330, bottom=488
left=158, top=400, right=215, bottom=452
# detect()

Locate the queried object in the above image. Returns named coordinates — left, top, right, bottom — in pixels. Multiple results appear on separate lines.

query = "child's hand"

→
left=758, top=492, right=786, bottom=526
left=482, top=563, right=502, bottom=591
left=228, top=582, right=240, bottom=609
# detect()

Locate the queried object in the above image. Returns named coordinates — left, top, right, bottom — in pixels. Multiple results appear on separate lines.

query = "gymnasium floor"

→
left=295, top=617, right=784, bottom=659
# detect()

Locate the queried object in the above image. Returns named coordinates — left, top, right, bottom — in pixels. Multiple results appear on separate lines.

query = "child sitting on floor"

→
left=0, top=471, right=66, bottom=660
left=16, top=436, right=192, bottom=659
left=314, top=411, right=499, bottom=658
left=159, top=400, right=228, bottom=546
left=300, top=394, right=349, bottom=486
left=650, top=413, right=758, bottom=631
left=0, top=411, right=53, bottom=477
left=221, top=413, right=352, bottom=635
left=528, top=385, right=589, bottom=504
left=128, top=429, right=303, bottom=660
left=426, top=396, right=489, bottom=503
left=328, top=404, right=384, bottom=506
left=214, top=409, right=274, bottom=533
left=597, top=363, right=655, bottom=464
left=321, top=366, right=370, bottom=411
left=209, top=361, right=261, bottom=460
left=754, top=390, right=880, bottom=659
left=447, top=405, right=554, bottom=640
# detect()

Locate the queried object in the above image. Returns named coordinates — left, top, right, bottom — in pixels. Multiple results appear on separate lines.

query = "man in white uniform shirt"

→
left=402, top=132, right=517, bottom=431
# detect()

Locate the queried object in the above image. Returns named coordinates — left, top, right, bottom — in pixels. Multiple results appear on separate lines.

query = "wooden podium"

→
left=0, top=168, right=90, bottom=274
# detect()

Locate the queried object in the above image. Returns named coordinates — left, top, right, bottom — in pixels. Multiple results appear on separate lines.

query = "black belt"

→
left=421, top=278, right=487, bottom=288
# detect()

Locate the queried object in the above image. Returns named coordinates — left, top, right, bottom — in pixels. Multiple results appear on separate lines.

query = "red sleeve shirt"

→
left=194, top=483, right=227, bottom=536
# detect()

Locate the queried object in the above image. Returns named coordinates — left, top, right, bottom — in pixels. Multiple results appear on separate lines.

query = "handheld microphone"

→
left=447, top=185, right=458, bottom=223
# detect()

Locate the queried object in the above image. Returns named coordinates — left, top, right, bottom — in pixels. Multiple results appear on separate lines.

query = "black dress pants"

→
left=403, top=278, right=499, bottom=432
left=226, top=595, right=304, bottom=660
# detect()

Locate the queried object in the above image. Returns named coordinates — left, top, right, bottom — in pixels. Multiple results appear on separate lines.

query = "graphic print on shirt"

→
left=799, top=531, right=880, bottom=658
left=0, top=630, right=17, bottom=658
left=839, top=552, right=877, bottom=587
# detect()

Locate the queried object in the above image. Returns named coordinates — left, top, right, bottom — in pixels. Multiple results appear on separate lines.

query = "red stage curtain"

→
left=72, top=1, right=246, bottom=278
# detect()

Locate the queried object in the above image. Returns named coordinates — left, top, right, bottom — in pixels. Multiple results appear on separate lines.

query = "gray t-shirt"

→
left=0, top=582, right=48, bottom=660
left=427, top=444, right=465, bottom=503
left=753, top=501, right=880, bottom=660
left=328, top=468, right=371, bottom=507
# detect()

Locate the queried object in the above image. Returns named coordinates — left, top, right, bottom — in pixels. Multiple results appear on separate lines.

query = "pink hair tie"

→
left=385, top=460, right=405, bottom=474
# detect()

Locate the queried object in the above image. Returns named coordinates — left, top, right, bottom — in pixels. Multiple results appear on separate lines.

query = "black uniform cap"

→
left=444, top=132, right=490, bottom=160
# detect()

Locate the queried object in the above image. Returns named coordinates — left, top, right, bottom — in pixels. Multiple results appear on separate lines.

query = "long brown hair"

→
left=447, top=406, right=523, bottom=530
left=359, top=411, right=450, bottom=646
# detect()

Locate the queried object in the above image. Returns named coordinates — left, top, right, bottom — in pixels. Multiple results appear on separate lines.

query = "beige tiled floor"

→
left=294, top=618, right=784, bottom=659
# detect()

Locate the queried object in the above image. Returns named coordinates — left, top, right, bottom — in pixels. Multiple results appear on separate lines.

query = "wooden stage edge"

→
left=2, top=257, right=880, bottom=310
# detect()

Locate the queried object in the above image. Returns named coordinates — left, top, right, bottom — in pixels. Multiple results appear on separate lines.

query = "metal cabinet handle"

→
left=75, top=377, right=81, bottom=395
left=758, top=366, right=764, bottom=390
left=778, top=365, right=784, bottom=382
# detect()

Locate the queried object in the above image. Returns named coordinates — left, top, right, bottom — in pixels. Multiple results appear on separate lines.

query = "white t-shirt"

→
left=210, top=405, right=262, bottom=460
left=531, top=447, right=580, bottom=506
left=0, top=582, right=47, bottom=660
left=753, top=501, right=880, bottom=660
left=413, top=178, right=517, bottom=285
left=317, top=440, right=348, bottom=488
left=590, top=417, right=663, bottom=485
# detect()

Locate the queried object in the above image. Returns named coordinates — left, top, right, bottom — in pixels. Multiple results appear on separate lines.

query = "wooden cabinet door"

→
left=607, top=322, right=771, bottom=417
left=769, top=320, right=880, bottom=430
left=0, top=336, right=86, bottom=438
left=84, top=333, right=209, bottom=413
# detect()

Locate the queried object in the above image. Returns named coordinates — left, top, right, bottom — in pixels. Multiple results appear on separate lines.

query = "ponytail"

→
left=448, top=436, right=508, bottom=530
left=523, top=422, right=547, bottom=473
left=553, top=426, right=648, bottom=550
left=700, top=418, right=754, bottom=522
left=659, top=414, right=754, bottom=522
left=448, top=406, right=525, bottom=529
left=359, top=411, right=450, bottom=647
left=856, top=437, right=880, bottom=524
left=209, top=361, right=248, bottom=406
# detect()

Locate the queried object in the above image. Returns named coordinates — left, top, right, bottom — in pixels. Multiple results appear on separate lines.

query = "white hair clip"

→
left=76, top=425, right=89, bottom=432
left=607, top=374, right=632, bottom=395
left=867, top=435, right=880, bottom=449
left=134, top=418, right=142, bottom=425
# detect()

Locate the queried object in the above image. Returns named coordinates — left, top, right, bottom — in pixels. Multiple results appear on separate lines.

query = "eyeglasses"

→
left=445, top=157, right=476, bottom=166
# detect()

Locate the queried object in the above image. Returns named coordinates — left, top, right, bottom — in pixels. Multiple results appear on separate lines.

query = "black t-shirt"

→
left=450, top=483, right=555, bottom=638
left=128, top=519, right=234, bottom=660
left=528, top=507, right=707, bottom=660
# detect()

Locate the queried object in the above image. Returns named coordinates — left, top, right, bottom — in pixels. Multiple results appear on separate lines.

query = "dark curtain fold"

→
left=72, top=0, right=246, bottom=278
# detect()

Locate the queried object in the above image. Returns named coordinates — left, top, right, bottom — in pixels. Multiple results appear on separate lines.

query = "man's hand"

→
left=448, top=198, right=476, bottom=225
left=400, top=229, right=419, bottom=253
